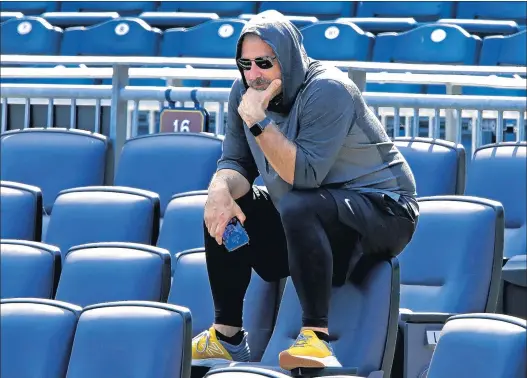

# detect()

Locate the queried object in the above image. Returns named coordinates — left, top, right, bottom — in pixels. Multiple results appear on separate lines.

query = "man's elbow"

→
left=292, top=166, right=322, bottom=189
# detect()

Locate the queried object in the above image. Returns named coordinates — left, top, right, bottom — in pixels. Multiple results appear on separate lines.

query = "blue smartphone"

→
left=222, top=217, right=250, bottom=252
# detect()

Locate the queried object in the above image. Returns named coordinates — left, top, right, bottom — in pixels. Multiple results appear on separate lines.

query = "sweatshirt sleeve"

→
left=293, top=79, right=356, bottom=189
left=216, top=80, right=260, bottom=185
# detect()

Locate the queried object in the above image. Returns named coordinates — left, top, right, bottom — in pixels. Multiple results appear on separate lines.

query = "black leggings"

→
left=204, top=186, right=417, bottom=329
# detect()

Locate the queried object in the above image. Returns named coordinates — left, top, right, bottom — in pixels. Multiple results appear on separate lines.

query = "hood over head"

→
left=235, top=10, right=311, bottom=114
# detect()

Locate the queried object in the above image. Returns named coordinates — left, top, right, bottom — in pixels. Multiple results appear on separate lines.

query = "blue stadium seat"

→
left=61, top=18, right=162, bottom=56
left=336, top=17, right=418, bottom=34
left=139, top=11, right=219, bottom=29
left=356, top=1, right=454, bottom=21
left=55, top=242, right=171, bottom=308
left=502, top=255, right=527, bottom=319
left=115, top=133, right=223, bottom=215
left=66, top=301, right=192, bottom=378
left=240, top=13, right=318, bottom=29
left=168, top=248, right=281, bottom=362
left=210, top=257, right=400, bottom=375
left=456, top=1, right=527, bottom=26
left=465, top=142, right=526, bottom=259
left=437, top=19, right=520, bottom=37
left=44, top=186, right=160, bottom=260
left=0, top=1, right=59, bottom=14
left=0, top=12, right=23, bottom=23
left=0, top=129, right=107, bottom=234
left=479, top=30, right=526, bottom=66
left=0, top=17, right=62, bottom=55
left=427, top=314, right=526, bottom=378
left=301, top=21, right=374, bottom=61
left=0, top=298, right=81, bottom=378
left=258, top=1, right=355, bottom=19
left=394, top=196, right=504, bottom=378
left=394, top=138, right=466, bottom=196
left=158, top=1, right=257, bottom=16
left=61, top=1, right=156, bottom=15
left=0, top=240, right=61, bottom=299
left=41, top=11, right=120, bottom=28
left=157, top=191, right=208, bottom=261
left=0, top=181, right=42, bottom=241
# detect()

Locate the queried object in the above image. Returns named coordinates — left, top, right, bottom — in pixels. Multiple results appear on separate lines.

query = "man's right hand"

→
left=204, top=188, right=246, bottom=246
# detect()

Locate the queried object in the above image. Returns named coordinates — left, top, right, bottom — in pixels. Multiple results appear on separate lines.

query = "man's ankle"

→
left=214, top=324, right=242, bottom=337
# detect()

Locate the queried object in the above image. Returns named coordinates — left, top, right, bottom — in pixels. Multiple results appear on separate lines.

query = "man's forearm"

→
left=209, top=169, right=251, bottom=200
left=255, top=124, right=296, bottom=185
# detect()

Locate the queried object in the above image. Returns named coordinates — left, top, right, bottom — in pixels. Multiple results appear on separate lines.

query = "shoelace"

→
left=194, top=330, right=211, bottom=353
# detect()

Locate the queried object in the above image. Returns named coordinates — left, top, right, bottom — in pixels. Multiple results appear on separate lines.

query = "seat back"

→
left=427, top=314, right=526, bottom=378
left=456, top=1, right=527, bottom=25
left=0, top=181, right=43, bottom=241
left=262, top=258, right=400, bottom=377
left=479, top=30, right=526, bottom=67
left=161, top=19, right=246, bottom=58
left=44, top=186, right=160, bottom=260
left=373, top=24, right=481, bottom=65
left=1, top=298, right=81, bottom=378
left=1, top=1, right=59, bottom=14
left=168, top=248, right=280, bottom=362
left=399, top=196, right=504, bottom=313
left=157, top=191, right=208, bottom=270
left=55, top=242, right=171, bottom=307
left=0, top=240, right=61, bottom=299
left=356, top=1, right=454, bottom=21
left=259, top=1, right=354, bottom=19
left=158, top=1, right=257, bottom=16
left=115, top=134, right=222, bottom=215
left=0, top=16, right=62, bottom=55
left=465, top=142, right=526, bottom=259
left=394, top=138, right=466, bottom=196
left=66, top=301, right=192, bottom=378
left=61, top=18, right=162, bottom=56
left=301, top=21, right=373, bottom=61
left=61, top=1, right=156, bottom=15
left=0, top=128, right=107, bottom=214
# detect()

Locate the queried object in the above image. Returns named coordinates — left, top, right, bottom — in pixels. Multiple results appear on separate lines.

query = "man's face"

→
left=239, top=34, right=282, bottom=91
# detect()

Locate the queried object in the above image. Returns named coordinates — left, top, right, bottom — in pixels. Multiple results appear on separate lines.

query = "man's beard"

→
left=247, top=77, right=272, bottom=91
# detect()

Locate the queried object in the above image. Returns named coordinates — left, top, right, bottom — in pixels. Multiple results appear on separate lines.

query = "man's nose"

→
left=244, top=63, right=261, bottom=80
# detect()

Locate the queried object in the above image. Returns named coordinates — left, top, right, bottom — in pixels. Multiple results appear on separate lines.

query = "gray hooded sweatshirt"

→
left=217, top=13, right=417, bottom=207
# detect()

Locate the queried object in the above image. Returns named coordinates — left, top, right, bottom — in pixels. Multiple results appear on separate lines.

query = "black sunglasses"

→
left=237, top=56, right=277, bottom=71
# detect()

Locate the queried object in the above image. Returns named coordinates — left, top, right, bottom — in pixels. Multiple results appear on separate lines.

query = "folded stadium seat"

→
left=44, top=186, right=160, bottom=261
left=65, top=301, right=192, bottom=378
left=0, top=11, right=24, bottom=23
left=0, top=298, right=81, bottom=378
left=205, top=257, right=400, bottom=377
left=139, top=11, right=219, bottom=29
left=158, top=1, right=258, bottom=17
left=156, top=191, right=208, bottom=262
left=168, top=248, right=289, bottom=363
left=456, top=1, right=527, bottom=26
left=161, top=18, right=247, bottom=88
left=0, top=181, right=43, bottom=241
left=239, top=13, right=318, bottom=29
left=0, top=1, right=59, bottom=14
left=0, top=128, right=107, bottom=238
left=0, top=16, right=62, bottom=55
left=300, top=21, right=374, bottom=61
left=426, top=314, right=526, bottom=378
left=54, top=242, right=171, bottom=308
left=392, top=196, right=504, bottom=378
left=370, top=23, right=481, bottom=94
left=258, top=1, right=355, bottom=19
left=437, top=19, right=520, bottom=37
left=465, top=142, right=527, bottom=319
left=114, top=133, right=223, bottom=217
left=460, top=30, right=527, bottom=97
left=61, top=1, right=157, bottom=15
left=393, top=137, right=466, bottom=197
left=336, top=17, right=417, bottom=34
left=41, top=11, right=120, bottom=28
left=356, top=1, right=454, bottom=21
left=0, top=240, right=61, bottom=299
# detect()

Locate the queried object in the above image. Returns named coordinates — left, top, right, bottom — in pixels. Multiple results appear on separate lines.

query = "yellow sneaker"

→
left=191, top=327, right=233, bottom=366
left=278, top=330, right=342, bottom=370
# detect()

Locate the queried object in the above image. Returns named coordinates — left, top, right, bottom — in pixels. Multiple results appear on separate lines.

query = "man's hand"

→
left=238, top=79, right=282, bottom=127
left=204, top=188, right=246, bottom=246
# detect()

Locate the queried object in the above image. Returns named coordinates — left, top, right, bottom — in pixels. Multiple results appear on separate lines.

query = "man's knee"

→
left=278, top=190, right=317, bottom=227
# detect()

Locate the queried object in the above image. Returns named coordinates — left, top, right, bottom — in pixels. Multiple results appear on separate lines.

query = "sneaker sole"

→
left=278, top=351, right=342, bottom=370
left=192, top=358, right=232, bottom=367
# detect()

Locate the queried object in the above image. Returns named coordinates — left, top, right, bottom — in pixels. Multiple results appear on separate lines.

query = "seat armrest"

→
left=502, top=255, right=527, bottom=287
left=400, top=312, right=456, bottom=324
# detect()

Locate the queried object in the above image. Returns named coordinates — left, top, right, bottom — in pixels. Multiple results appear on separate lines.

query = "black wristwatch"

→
left=249, top=116, right=272, bottom=137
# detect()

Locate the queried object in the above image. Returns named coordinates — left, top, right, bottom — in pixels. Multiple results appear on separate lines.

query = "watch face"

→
left=250, top=124, right=263, bottom=136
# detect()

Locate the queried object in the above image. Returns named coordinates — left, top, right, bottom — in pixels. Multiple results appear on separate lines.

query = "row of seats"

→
left=3, top=1, right=525, bottom=24
left=0, top=193, right=519, bottom=376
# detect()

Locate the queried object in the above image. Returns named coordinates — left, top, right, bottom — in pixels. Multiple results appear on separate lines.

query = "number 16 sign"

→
left=159, top=108, right=208, bottom=133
